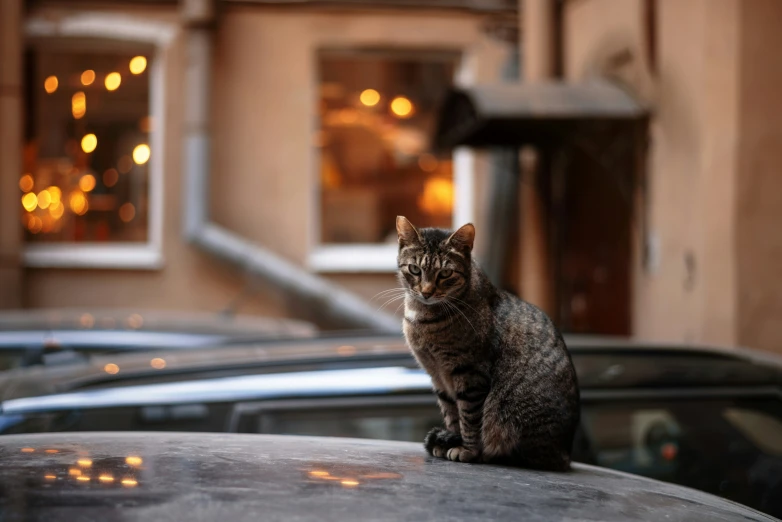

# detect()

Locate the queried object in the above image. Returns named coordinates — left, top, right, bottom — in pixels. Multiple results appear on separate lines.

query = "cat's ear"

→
left=447, top=223, right=475, bottom=254
left=396, top=216, right=422, bottom=247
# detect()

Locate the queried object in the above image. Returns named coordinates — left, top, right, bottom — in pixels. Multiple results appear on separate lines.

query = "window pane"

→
left=238, top=403, right=441, bottom=442
left=21, top=41, right=153, bottom=243
left=317, top=50, right=459, bottom=244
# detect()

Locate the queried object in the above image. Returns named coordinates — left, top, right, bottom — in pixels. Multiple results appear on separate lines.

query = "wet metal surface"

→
left=0, top=432, right=776, bottom=521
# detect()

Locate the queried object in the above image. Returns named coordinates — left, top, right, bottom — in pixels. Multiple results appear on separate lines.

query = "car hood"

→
left=0, top=432, right=776, bottom=522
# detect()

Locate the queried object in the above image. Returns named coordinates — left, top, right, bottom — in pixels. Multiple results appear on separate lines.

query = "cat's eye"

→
left=439, top=269, right=453, bottom=278
left=408, top=264, right=421, bottom=275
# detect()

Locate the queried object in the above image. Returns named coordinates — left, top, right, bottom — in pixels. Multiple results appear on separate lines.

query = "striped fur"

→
left=397, top=216, right=580, bottom=471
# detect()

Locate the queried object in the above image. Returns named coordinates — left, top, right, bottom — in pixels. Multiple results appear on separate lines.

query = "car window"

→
left=578, top=398, right=782, bottom=519
left=236, top=401, right=441, bottom=443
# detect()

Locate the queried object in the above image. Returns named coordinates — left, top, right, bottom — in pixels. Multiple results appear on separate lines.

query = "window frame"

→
left=21, top=13, right=176, bottom=270
left=308, top=48, right=477, bottom=273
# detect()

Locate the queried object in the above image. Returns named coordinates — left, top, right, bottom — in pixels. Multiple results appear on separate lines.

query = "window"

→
left=310, top=49, right=474, bottom=272
left=20, top=14, right=172, bottom=269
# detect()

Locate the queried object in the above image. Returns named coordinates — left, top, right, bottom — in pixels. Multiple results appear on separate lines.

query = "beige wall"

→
left=736, top=0, right=782, bottom=352
left=563, top=0, right=743, bottom=347
left=22, top=4, right=507, bottom=324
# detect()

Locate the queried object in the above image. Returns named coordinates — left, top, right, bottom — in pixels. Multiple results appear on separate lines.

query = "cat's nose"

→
left=421, top=289, right=434, bottom=299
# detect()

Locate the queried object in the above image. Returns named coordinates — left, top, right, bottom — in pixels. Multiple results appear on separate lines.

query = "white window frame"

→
left=308, top=51, right=477, bottom=274
left=21, top=13, right=176, bottom=270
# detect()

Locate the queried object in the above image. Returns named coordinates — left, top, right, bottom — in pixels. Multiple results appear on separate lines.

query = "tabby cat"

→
left=396, top=216, right=580, bottom=471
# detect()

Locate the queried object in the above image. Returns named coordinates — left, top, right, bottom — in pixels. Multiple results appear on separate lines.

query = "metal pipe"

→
left=180, top=0, right=399, bottom=332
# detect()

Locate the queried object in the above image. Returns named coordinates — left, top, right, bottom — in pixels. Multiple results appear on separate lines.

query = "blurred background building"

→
left=1, top=0, right=781, bottom=354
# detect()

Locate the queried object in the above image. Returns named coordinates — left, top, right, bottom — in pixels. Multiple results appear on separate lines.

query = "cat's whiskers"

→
left=443, top=296, right=478, bottom=335
left=369, top=288, right=408, bottom=302
left=376, top=291, right=409, bottom=313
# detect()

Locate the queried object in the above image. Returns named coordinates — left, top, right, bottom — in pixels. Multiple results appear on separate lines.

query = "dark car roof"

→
left=0, top=308, right=316, bottom=338
left=1, top=432, right=775, bottom=522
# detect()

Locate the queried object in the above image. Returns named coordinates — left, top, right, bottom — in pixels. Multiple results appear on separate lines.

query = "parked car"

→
left=1, top=432, right=776, bottom=521
left=1, top=335, right=782, bottom=518
left=0, top=308, right=316, bottom=372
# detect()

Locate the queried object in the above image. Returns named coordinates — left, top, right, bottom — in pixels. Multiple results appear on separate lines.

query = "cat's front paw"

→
left=446, top=446, right=479, bottom=463
left=424, top=427, right=462, bottom=458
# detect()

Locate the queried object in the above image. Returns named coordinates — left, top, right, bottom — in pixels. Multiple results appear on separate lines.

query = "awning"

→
left=433, top=79, right=648, bottom=149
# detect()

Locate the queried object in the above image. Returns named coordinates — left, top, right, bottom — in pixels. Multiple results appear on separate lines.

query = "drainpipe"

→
left=0, top=0, right=24, bottom=309
left=180, top=0, right=399, bottom=332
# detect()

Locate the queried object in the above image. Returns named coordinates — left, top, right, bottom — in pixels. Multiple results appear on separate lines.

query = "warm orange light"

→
left=104, top=363, right=119, bottom=375
left=21, top=448, right=35, bottom=453
left=22, top=192, right=38, bottom=212
left=132, top=144, right=150, bottom=165
left=27, top=216, right=43, bottom=234
left=129, top=56, right=147, bottom=75
left=69, top=468, right=82, bottom=476
left=390, top=96, right=413, bottom=118
left=418, top=153, right=439, bottom=173
left=309, top=470, right=330, bottom=477
left=103, top=168, right=119, bottom=187
left=69, top=191, right=89, bottom=215
left=49, top=202, right=65, bottom=219
left=77, top=459, right=93, bottom=467
left=359, top=89, right=380, bottom=107
left=127, top=314, right=143, bottom=329
left=340, top=479, right=360, bottom=487
left=150, top=358, right=166, bottom=369
left=44, top=76, right=58, bottom=93
left=81, top=70, right=95, bottom=86
left=81, top=133, right=97, bottom=153
left=45, top=449, right=59, bottom=454
left=47, top=186, right=62, bottom=205
left=119, top=203, right=136, bottom=223
left=76, top=476, right=91, bottom=483
left=125, top=456, right=143, bottom=467
left=99, top=474, right=115, bottom=483
left=37, top=189, right=52, bottom=210
left=337, top=345, right=356, bottom=356
left=418, top=177, right=454, bottom=215
left=45, top=474, right=57, bottom=480
left=19, top=174, right=34, bottom=192
left=72, top=92, right=86, bottom=119
left=105, top=72, right=122, bottom=91
left=79, top=174, right=96, bottom=192
left=121, top=478, right=138, bottom=487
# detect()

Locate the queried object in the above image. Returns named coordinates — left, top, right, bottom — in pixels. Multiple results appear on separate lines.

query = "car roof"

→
left=0, top=308, right=316, bottom=337
left=1, top=432, right=774, bottom=522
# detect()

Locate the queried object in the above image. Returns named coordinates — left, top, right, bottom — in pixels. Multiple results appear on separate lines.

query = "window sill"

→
left=23, top=244, right=164, bottom=270
left=308, top=244, right=399, bottom=273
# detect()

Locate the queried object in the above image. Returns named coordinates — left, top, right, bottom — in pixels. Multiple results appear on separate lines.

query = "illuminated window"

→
left=311, top=49, right=472, bottom=272
left=20, top=14, right=173, bottom=269
left=23, top=44, right=151, bottom=245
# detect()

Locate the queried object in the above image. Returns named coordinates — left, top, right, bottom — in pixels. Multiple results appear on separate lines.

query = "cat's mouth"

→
left=416, top=294, right=445, bottom=305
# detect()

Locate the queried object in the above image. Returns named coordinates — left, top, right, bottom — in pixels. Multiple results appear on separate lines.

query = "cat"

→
left=396, top=216, right=580, bottom=471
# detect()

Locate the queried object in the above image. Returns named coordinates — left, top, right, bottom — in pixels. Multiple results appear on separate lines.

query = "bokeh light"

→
left=129, top=56, right=147, bottom=75
left=359, top=89, right=380, bottom=107
left=72, top=92, right=86, bottom=119
left=390, top=96, right=413, bottom=118
left=132, top=144, right=150, bottom=165
left=104, top=363, right=119, bottom=375
left=81, top=70, right=95, bottom=86
left=22, top=192, right=38, bottom=212
left=19, top=174, right=34, bottom=193
left=119, top=203, right=136, bottom=223
left=79, top=174, right=96, bottom=192
left=37, top=189, right=52, bottom=209
left=105, top=72, right=122, bottom=91
left=44, top=76, right=58, bottom=93
left=81, top=133, right=97, bottom=153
